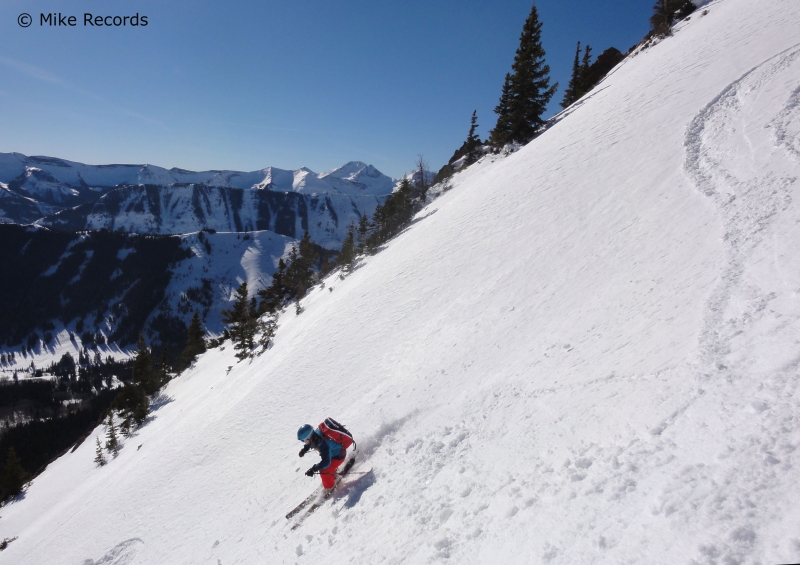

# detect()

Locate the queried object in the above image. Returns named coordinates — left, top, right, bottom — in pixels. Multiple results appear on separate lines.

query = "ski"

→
left=285, top=488, right=321, bottom=520
left=288, top=456, right=357, bottom=529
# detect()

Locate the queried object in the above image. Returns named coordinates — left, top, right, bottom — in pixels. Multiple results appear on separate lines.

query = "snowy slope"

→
left=0, top=182, right=54, bottom=224
left=163, top=230, right=297, bottom=331
left=2, top=1, right=800, bottom=563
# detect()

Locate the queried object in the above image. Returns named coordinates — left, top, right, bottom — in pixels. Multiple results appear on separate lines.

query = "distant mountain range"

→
left=0, top=153, right=396, bottom=248
left=0, top=223, right=297, bottom=353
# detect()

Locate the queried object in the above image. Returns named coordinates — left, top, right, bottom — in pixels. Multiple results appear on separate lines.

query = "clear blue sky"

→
left=0, top=0, right=652, bottom=178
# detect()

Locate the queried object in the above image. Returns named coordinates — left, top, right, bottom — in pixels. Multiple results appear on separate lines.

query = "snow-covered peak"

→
left=18, top=167, right=80, bottom=203
left=0, top=154, right=395, bottom=196
left=320, top=160, right=370, bottom=179
left=258, top=166, right=294, bottom=191
left=319, top=160, right=396, bottom=195
left=0, top=152, right=28, bottom=182
left=134, top=164, right=178, bottom=185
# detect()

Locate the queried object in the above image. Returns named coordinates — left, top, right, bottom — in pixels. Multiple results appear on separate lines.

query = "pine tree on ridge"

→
left=337, top=223, right=357, bottom=273
left=221, top=281, right=257, bottom=361
left=94, top=437, right=107, bottom=467
left=560, top=41, right=582, bottom=109
left=579, top=44, right=593, bottom=94
left=489, top=3, right=557, bottom=146
left=105, top=414, right=119, bottom=457
left=0, top=447, right=29, bottom=499
left=464, top=110, right=482, bottom=166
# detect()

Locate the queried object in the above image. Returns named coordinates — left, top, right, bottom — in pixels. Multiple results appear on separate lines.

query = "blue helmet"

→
left=297, top=424, right=314, bottom=441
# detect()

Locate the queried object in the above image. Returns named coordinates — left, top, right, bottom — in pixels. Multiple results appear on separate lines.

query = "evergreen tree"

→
left=356, top=214, right=370, bottom=255
left=221, top=281, right=257, bottom=361
left=464, top=110, right=482, bottom=166
left=119, top=412, right=131, bottom=438
left=257, top=313, right=278, bottom=354
left=105, top=413, right=119, bottom=457
left=490, top=3, right=558, bottom=146
left=159, top=347, right=170, bottom=384
left=179, top=310, right=206, bottom=369
left=650, top=0, right=673, bottom=36
left=112, top=383, right=149, bottom=429
left=414, top=155, right=430, bottom=196
left=367, top=178, right=415, bottom=249
left=579, top=44, right=593, bottom=94
left=650, top=0, right=695, bottom=36
left=275, top=233, right=318, bottom=303
left=293, top=232, right=318, bottom=294
left=0, top=447, right=28, bottom=499
left=365, top=204, right=383, bottom=255
left=94, top=436, right=107, bottom=467
left=360, top=163, right=429, bottom=255
left=282, top=246, right=300, bottom=291
left=248, top=296, right=258, bottom=321
left=254, top=233, right=321, bottom=317
left=490, top=73, right=514, bottom=147
left=560, top=41, right=582, bottom=109
left=258, top=258, right=287, bottom=314
left=337, top=223, right=357, bottom=273
left=132, top=333, right=159, bottom=395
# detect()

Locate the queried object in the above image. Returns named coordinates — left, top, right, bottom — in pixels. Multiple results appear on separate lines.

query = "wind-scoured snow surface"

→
left=3, top=0, right=800, bottom=563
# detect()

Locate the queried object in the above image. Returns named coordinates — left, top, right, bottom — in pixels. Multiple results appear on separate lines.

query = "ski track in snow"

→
left=684, top=43, right=800, bottom=369
left=684, top=44, right=799, bottom=366
left=678, top=42, right=800, bottom=564
left=81, top=538, right=143, bottom=565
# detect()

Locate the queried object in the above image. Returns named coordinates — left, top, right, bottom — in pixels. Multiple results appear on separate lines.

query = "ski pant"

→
left=319, top=456, right=345, bottom=488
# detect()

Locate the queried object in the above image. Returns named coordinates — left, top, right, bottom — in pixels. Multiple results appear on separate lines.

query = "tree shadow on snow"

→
left=137, top=393, right=174, bottom=429
left=0, top=487, right=28, bottom=508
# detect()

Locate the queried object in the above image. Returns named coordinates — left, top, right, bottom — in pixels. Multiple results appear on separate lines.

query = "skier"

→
left=297, top=421, right=350, bottom=490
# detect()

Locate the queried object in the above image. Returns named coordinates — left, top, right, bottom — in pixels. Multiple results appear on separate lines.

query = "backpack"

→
left=318, top=417, right=356, bottom=451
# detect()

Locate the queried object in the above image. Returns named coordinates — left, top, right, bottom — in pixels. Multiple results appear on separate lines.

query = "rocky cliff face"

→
left=0, top=154, right=395, bottom=248
left=38, top=183, right=385, bottom=249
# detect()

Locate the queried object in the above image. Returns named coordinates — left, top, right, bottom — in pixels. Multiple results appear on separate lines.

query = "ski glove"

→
left=305, top=467, right=316, bottom=477
left=299, top=446, right=309, bottom=458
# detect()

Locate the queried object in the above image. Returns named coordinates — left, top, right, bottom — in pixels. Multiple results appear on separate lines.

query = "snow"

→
left=0, top=155, right=397, bottom=239
left=320, top=161, right=397, bottom=195
left=0, top=328, right=132, bottom=382
left=163, top=230, right=296, bottom=331
left=0, top=152, right=28, bottom=183
left=2, top=0, right=800, bottom=563
left=0, top=180, right=56, bottom=223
